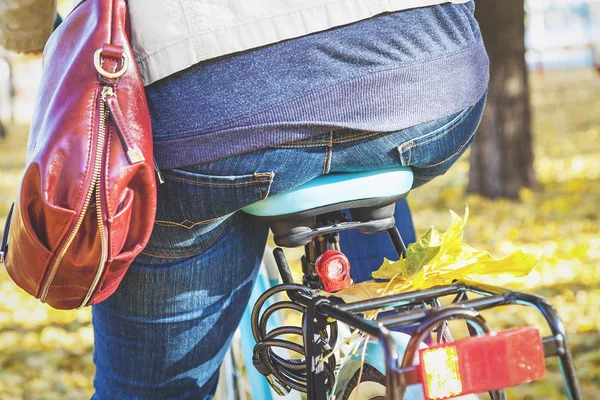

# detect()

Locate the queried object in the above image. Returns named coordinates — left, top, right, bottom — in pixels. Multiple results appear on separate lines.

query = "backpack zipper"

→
left=39, top=86, right=111, bottom=307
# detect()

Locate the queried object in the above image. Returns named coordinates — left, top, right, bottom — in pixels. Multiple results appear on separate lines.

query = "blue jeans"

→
left=91, top=94, right=485, bottom=399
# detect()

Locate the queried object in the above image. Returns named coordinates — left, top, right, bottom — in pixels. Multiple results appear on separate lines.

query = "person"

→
left=1, top=0, right=488, bottom=398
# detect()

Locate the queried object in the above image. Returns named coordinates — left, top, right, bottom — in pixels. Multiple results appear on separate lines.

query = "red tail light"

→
left=315, top=250, right=351, bottom=292
left=418, top=326, right=546, bottom=399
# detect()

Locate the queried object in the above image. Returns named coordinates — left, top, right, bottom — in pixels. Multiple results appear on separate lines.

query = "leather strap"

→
left=0, top=203, right=14, bottom=264
left=102, top=43, right=124, bottom=59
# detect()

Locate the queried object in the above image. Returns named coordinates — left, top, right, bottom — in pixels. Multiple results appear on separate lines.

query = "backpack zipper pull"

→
left=103, top=86, right=145, bottom=164
left=102, top=86, right=164, bottom=184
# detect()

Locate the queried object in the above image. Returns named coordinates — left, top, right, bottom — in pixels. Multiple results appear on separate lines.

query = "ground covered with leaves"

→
left=0, top=69, right=598, bottom=399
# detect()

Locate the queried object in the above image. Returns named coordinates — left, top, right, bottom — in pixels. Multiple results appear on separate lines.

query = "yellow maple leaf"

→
left=331, top=206, right=540, bottom=304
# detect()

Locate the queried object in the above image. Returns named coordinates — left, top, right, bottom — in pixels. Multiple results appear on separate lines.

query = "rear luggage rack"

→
left=291, top=280, right=582, bottom=400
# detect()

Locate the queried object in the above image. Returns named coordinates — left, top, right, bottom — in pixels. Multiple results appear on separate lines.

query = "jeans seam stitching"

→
left=255, top=174, right=264, bottom=200
left=254, top=172, right=274, bottom=200
left=164, top=172, right=271, bottom=187
left=398, top=141, right=413, bottom=165
left=273, top=142, right=329, bottom=148
left=422, top=127, right=478, bottom=168
left=154, top=215, right=228, bottom=229
left=264, top=172, right=274, bottom=198
left=331, top=131, right=381, bottom=144
left=322, top=132, right=333, bottom=174
left=139, top=222, right=227, bottom=259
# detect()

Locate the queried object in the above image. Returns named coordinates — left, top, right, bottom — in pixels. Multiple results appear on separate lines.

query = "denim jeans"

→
left=91, top=94, right=485, bottom=399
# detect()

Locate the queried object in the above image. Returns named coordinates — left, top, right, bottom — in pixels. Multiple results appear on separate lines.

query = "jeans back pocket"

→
left=397, top=95, right=485, bottom=186
left=139, top=168, right=274, bottom=262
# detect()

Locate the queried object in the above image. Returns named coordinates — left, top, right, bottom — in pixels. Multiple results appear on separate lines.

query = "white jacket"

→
left=1, top=0, right=468, bottom=85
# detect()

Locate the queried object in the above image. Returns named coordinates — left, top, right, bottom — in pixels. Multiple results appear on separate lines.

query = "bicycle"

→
left=240, top=166, right=583, bottom=400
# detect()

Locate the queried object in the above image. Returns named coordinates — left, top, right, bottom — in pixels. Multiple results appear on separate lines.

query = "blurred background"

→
left=0, top=0, right=598, bottom=399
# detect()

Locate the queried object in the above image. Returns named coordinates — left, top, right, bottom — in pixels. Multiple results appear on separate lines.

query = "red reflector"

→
left=419, top=326, right=546, bottom=399
left=315, top=250, right=351, bottom=292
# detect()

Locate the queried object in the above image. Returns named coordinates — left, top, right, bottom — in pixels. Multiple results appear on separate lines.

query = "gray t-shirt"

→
left=146, top=1, right=489, bottom=169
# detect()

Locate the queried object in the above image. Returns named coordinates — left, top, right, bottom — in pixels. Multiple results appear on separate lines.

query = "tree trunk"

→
left=468, top=0, right=536, bottom=199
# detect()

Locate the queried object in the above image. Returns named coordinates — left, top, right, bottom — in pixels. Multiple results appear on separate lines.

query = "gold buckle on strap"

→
left=94, top=48, right=129, bottom=79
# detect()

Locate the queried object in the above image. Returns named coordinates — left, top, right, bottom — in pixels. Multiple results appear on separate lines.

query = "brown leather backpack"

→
left=0, top=0, right=157, bottom=309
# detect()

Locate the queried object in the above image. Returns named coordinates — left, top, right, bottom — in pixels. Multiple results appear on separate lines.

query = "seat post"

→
left=302, top=240, right=322, bottom=289
left=302, top=217, right=346, bottom=289
left=387, top=227, right=407, bottom=258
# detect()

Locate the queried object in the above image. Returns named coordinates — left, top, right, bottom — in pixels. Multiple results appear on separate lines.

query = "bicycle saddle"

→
left=242, top=167, right=413, bottom=247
